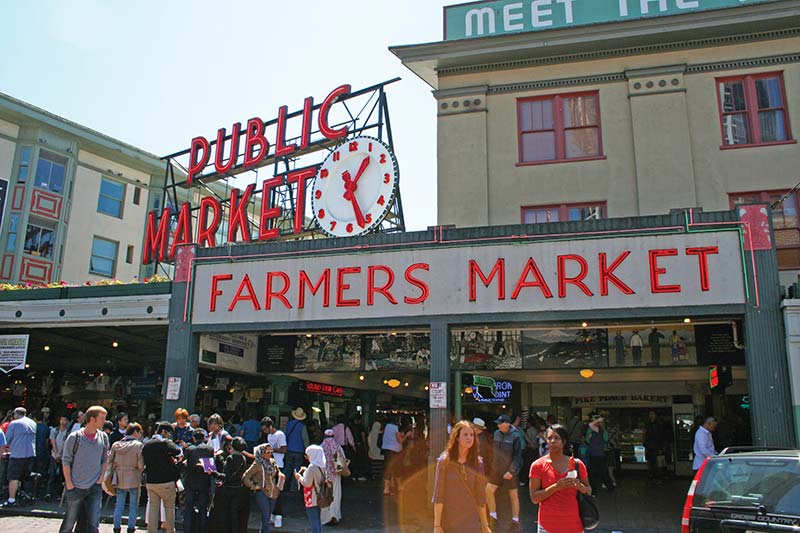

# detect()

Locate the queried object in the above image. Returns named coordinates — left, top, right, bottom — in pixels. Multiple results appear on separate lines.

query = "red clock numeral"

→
left=314, top=190, right=322, bottom=200
left=346, top=223, right=354, bottom=233
left=365, top=213, right=373, bottom=224
left=377, top=195, right=385, bottom=206
left=383, top=173, right=390, bottom=184
left=349, top=141, right=359, bottom=152
left=318, top=209, right=325, bottom=219
left=320, top=169, right=329, bottom=178
left=380, top=154, right=387, bottom=164
left=330, top=221, right=337, bottom=231
left=368, top=143, right=373, bottom=152
left=333, top=151, right=341, bottom=162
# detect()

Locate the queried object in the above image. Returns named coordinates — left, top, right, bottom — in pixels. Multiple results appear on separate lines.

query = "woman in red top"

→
left=529, top=424, right=591, bottom=533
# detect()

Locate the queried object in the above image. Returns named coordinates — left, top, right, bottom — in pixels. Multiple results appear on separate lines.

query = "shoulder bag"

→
left=313, top=465, right=334, bottom=508
left=334, top=447, right=351, bottom=477
left=574, top=459, right=599, bottom=530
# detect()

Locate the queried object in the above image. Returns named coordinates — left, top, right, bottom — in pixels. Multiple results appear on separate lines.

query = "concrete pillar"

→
left=429, top=320, right=450, bottom=461
left=160, top=281, right=199, bottom=420
left=782, top=299, right=800, bottom=446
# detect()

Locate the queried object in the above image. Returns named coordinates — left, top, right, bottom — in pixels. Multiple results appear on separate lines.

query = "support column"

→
left=429, top=320, right=450, bottom=462
left=782, top=299, right=800, bottom=446
left=454, top=370, right=462, bottom=422
left=161, top=281, right=199, bottom=420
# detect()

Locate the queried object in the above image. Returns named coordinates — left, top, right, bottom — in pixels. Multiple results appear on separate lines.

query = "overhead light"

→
left=112, top=341, right=119, bottom=348
left=312, top=406, right=322, bottom=413
left=358, top=375, right=365, bottom=381
left=683, top=318, right=692, bottom=324
left=403, top=382, right=409, bottom=387
left=464, top=386, right=474, bottom=394
left=580, top=368, right=595, bottom=379
left=25, top=364, right=30, bottom=369
left=228, top=387, right=235, bottom=393
left=43, top=346, right=50, bottom=351
left=386, top=379, right=401, bottom=389
left=581, top=322, right=588, bottom=328
left=424, top=385, right=429, bottom=391
left=306, top=334, right=312, bottom=338
left=383, top=379, right=388, bottom=385
left=390, top=331, right=397, bottom=336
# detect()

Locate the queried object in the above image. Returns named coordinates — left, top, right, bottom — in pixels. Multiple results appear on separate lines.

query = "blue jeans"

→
left=284, top=452, right=304, bottom=491
left=59, top=484, right=102, bottom=533
left=184, top=487, right=210, bottom=533
left=254, top=491, right=278, bottom=532
left=113, top=488, right=139, bottom=530
left=306, top=506, right=322, bottom=533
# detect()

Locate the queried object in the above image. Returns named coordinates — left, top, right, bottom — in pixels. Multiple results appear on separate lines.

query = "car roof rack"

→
left=719, top=446, right=794, bottom=455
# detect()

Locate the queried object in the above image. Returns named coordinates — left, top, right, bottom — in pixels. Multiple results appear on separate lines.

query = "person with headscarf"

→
left=243, top=442, right=285, bottom=533
left=294, top=444, right=326, bottom=533
left=321, top=429, right=345, bottom=525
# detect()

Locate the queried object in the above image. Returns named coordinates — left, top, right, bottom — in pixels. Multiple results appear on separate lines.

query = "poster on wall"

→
left=695, top=323, right=745, bottom=365
left=522, top=329, right=609, bottom=369
left=259, top=335, right=296, bottom=372
left=0, top=334, right=29, bottom=374
left=450, top=330, right=522, bottom=370
left=607, top=326, right=697, bottom=367
left=294, top=334, right=362, bottom=372
left=199, top=333, right=258, bottom=374
left=365, top=333, right=430, bottom=370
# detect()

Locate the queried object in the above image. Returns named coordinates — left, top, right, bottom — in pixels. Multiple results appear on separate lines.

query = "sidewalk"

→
left=0, top=471, right=688, bottom=532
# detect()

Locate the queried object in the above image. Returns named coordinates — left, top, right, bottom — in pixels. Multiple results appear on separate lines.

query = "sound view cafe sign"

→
left=190, top=231, right=746, bottom=325
left=144, top=84, right=400, bottom=264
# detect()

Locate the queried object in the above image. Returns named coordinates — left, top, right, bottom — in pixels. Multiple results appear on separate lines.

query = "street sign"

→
left=429, top=381, right=447, bottom=409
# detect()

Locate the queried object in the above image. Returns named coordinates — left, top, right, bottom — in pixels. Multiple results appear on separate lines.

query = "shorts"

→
left=7, top=457, right=34, bottom=481
left=488, top=471, right=519, bottom=489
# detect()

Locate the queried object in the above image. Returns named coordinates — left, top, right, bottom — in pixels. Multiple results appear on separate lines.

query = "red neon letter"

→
left=275, top=105, right=298, bottom=158
left=298, top=269, right=331, bottom=309
left=265, top=272, right=292, bottom=310
left=227, top=184, right=255, bottom=243
left=557, top=254, right=594, bottom=298
left=286, top=167, right=316, bottom=234
left=187, top=136, right=210, bottom=184
left=143, top=208, right=172, bottom=264
left=511, top=257, right=553, bottom=299
left=197, top=197, right=222, bottom=248
left=319, top=84, right=351, bottom=140
left=468, top=259, right=506, bottom=302
left=243, top=117, right=269, bottom=167
left=259, top=177, right=283, bottom=241
left=228, top=274, right=261, bottom=312
left=169, top=202, right=194, bottom=261
left=210, top=274, right=233, bottom=312
left=599, top=251, right=634, bottom=296
left=367, top=265, right=398, bottom=305
left=686, top=246, right=719, bottom=291
left=336, top=267, right=361, bottom=307
left=649, top=249, right=681, bottom=293
left=214, top=123, right=241, bottom=174
left=404, top=263, right=430, bottom=305
left=300, top=97, right=313, bottom=150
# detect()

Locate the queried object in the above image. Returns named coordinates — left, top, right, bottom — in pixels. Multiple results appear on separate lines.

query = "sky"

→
left=0, top=1, right=453, bottom=231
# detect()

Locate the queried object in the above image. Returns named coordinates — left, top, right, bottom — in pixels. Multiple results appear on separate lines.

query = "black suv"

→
left=682, top=448, right=800, bottom=532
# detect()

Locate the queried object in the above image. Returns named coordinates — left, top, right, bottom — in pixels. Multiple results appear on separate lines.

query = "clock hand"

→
left=342, top=172, right=367, bottom=228
left=351, top=156, right=370, bottom=186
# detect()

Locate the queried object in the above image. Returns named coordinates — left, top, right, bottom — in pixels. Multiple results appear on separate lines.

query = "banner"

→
left=0, top=334, right=29, bottom=374
left=199, top=333, right=258, bottom=374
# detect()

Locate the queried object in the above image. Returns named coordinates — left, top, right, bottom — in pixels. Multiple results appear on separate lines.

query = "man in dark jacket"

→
left=486, top=414, right=523, bottom=532
left=108, top=413, right=128, bottom=446
left=643, top=410, right=665, bottom=483
left=142, top=422, right=182, bottom=533
left=183, top=429, right=214, bottom=533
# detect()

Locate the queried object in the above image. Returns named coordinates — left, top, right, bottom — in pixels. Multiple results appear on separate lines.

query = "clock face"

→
left=311, top=136, right=398, bottom=237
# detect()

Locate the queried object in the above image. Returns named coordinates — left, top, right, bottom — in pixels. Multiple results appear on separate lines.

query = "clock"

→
left=311, top=135, right=399, bottom=237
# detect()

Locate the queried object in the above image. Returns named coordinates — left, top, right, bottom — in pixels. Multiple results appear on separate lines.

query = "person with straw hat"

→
left=283, top=408, right=310, bottom=492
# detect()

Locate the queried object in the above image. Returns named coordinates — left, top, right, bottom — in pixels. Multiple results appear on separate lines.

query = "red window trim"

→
left=716, top=72, right=793, bottom=149
left=517, top=90, right=603, bottom=165
left=520, top=201, right=607, bottom=224
left=729, top=190, right=800, bottom=269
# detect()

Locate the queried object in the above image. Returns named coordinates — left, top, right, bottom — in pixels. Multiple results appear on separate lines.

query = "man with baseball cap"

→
left=485, top=414, right=523, bottom=531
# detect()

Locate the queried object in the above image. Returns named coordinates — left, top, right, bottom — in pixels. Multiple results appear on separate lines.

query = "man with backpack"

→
left=142, top=422, right=183, bottom=533
left=58, top=406, right=109, bottom=533
left=183, top=429, right=215, bottom=533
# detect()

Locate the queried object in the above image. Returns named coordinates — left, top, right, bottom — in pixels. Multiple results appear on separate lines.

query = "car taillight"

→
left=681, top=460, right=708, bottom=533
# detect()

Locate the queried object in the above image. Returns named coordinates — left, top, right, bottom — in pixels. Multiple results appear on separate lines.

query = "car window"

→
left=695, top=457, right=800, bottom=515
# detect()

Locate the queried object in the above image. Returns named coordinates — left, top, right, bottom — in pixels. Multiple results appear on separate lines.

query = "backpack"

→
left=313, top=465, right=334, bottom=508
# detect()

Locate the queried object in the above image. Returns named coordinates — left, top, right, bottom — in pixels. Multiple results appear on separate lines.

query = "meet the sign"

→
left=444, top=0, right=773, bottom=40
left=190, top=231, right=745, bottom=325
left=0, top=334, right=28, bottom=374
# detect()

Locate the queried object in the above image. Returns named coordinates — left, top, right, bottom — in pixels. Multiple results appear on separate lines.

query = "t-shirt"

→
left=381, top=423, right=402, bottom=452
left=241, top=419, right=261, bottom=443
left=268, top=430, right=287, bottom=468
left=6, top=417, right=36, bottom=458
left=529, top=456, right=588, bottom=533
left=62, top=429, right=109, bottom=490
left=49, top=427, right=68, bottom=459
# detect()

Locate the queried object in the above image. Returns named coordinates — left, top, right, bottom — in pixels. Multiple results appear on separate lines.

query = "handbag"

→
left=577, top=492, right=600, bottom=529
left=334, top=449, right=351, bottom=477
left=102, top=465, right=116, bottom=496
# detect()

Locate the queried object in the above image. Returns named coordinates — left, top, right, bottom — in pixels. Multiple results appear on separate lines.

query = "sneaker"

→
left=488, top=515, right=496, bottom=530
left=274, top=515, right=282, bottom=528
left=2, top=500, right=17, bottom=508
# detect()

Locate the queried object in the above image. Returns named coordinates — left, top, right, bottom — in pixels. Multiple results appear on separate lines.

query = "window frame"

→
left=729, top=190, right=800, bottom=269
left=97, top=177, right=125, bottom=218
left=716, top=72, right=795, bottom=149
left=16, top=146, right=32, bottom=183
left=516, top=90, right=606, bottom=166
left=520, top=201, right=607, bottom=224
left=22, top=221, right=56, bottom=259
left=33, top=150, right=68, bottom=194
left=89, top=236, right=119, bottom=278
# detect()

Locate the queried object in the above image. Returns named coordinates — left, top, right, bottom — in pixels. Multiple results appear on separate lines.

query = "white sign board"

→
left=0, top=334, right=29, bottom=374
left=430, top=381, right=448, bottom=409
left=165, top=377, right=182, bottom=401
left=191, top=232, right=745, bottom=325
left=199, top=333, right=258, bottom=374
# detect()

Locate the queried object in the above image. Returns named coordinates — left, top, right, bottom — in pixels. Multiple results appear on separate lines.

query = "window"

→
left=97, top=177, right=124, bottom=218
left=517, top=91, right=603, bottom=164
left=90, top=237, right=118, bottom=277
left=17, top=147, right=31, bottom=183
left=731, top=191, right=800, bottom=269
left=23, top=223, right=55, bottom=259
left=717, top=73, right=793, bottom=147
left=133, top=186, right=141, bottom=206
left=126, top=245, right=134, bottom=264
left=522, top=202, right=605, bottom=224
left=34, top=150, right=67, bottom=193
left=6, top=214, right=19, bottom=253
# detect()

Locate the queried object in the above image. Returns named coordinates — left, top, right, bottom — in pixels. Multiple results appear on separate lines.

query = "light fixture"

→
left=580, top=368, right=595, bottom=379
left=403, top=382, right=409, bottom=387
left=112, top=341, right=119, bottom=348
left=581, top=322, right=588, bottom=328
left=464, top=386, right=474, bottom=394
left=228, top=387, right=235, bottom=393
left=312, top=406, right=322, bottom=413
left=424, top=385, right=429, bottom=391
left=358, top=375, right=365, bottom=381
left=390, top=331, right=397, bottom=336
left=383, top=379, right=388, bottom=385
left=43, top=346, right=50, bottom=351
left=502, top=404, right=506, bottom=409
left=683, top=318, right=692, bottom=324
left=386, top=379, right=401, bottom=389
left=24, top=364, right=30, bottom=369
left=306, top=334, right=312, bottom=338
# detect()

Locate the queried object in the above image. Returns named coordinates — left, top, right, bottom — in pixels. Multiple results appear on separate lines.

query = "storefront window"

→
left=34, top=150, right=67, bottom=193
left=23, top=223, right=55, bottom=259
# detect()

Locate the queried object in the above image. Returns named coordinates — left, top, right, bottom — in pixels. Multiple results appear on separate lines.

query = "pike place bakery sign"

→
left=190, top=231, right=745, bottom=324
